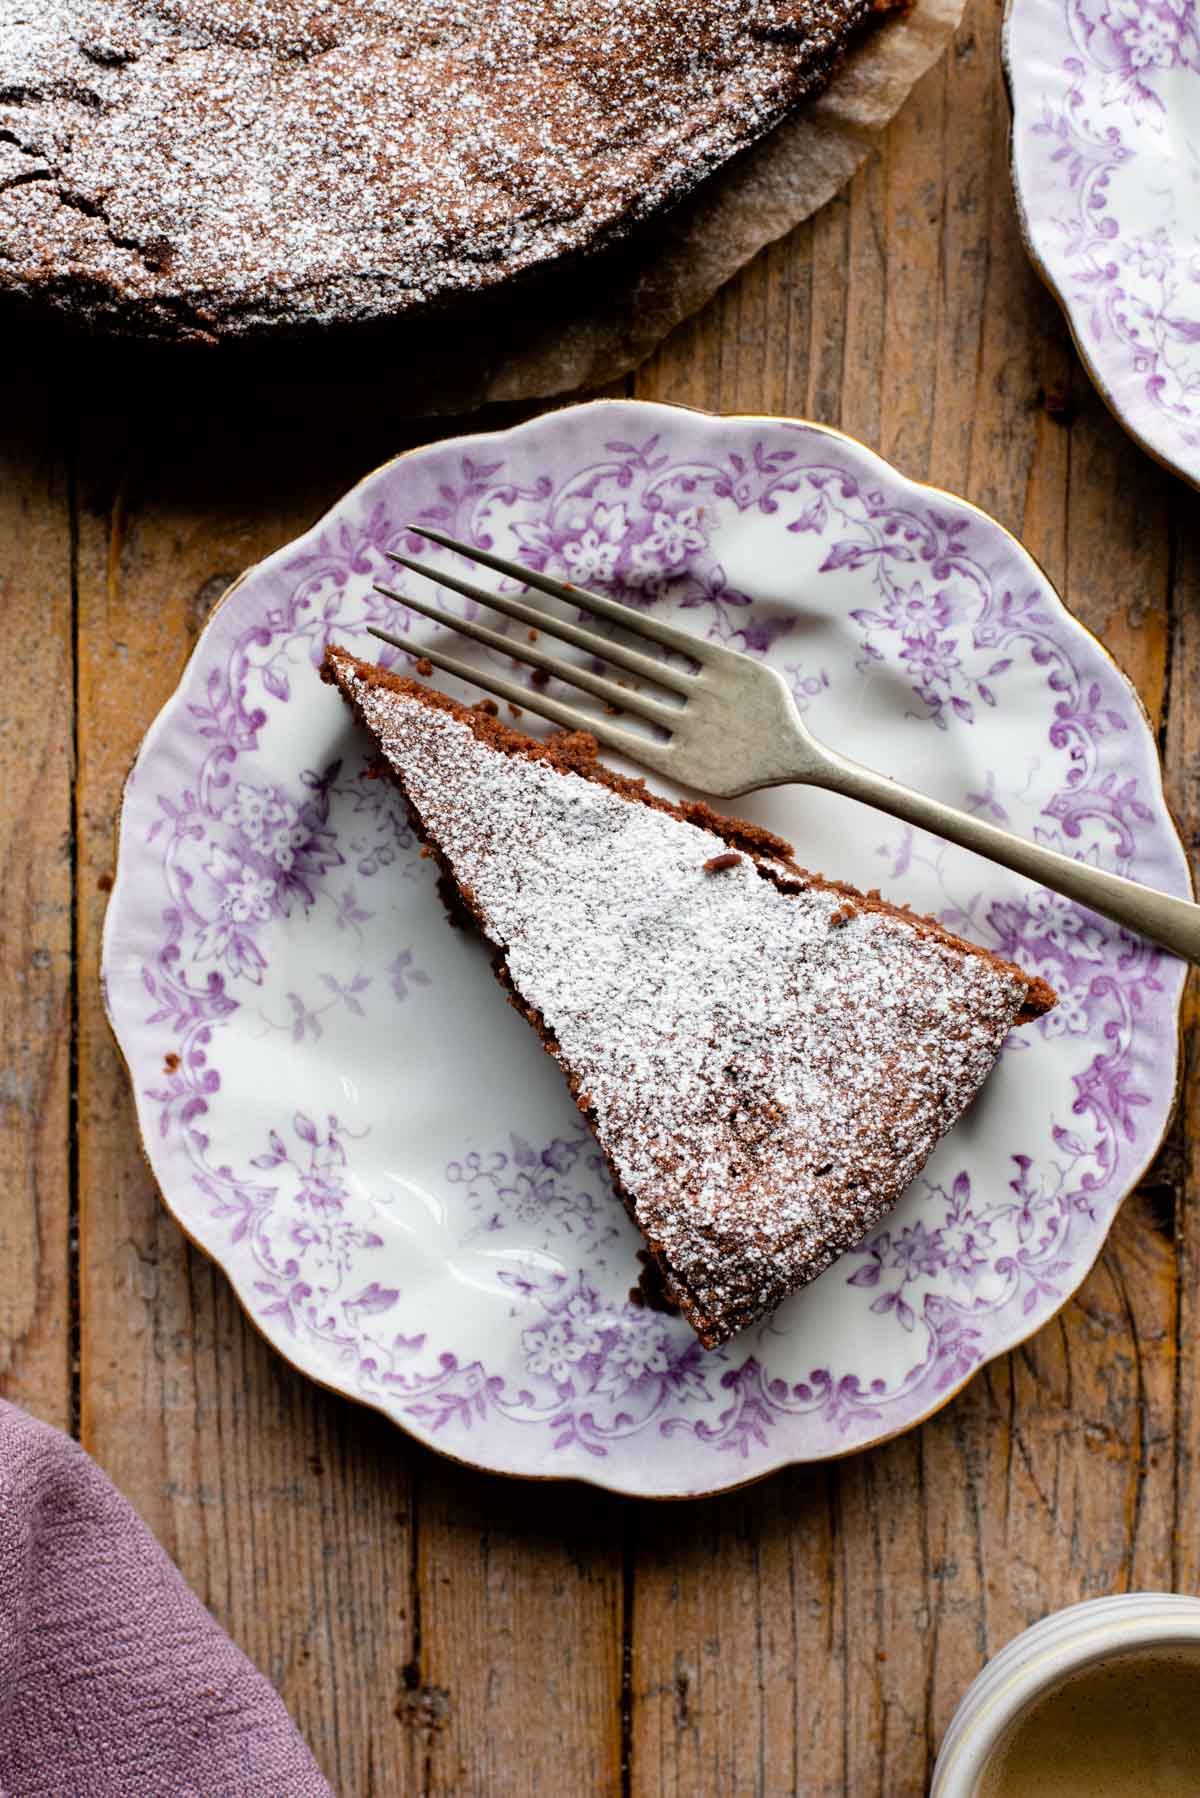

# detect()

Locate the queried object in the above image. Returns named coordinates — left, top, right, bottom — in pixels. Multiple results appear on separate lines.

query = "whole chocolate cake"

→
left=0, top=0, right=881, bottom=341
left=324, top=647, right=1056, bottom=1349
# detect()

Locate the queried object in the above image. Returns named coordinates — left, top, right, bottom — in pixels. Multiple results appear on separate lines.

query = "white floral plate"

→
left=1005, top=0, right=1200, bottom=490
left=102, top=401, right=1189, bottom=1498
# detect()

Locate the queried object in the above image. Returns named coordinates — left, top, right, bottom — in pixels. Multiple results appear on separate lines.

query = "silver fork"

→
left=368, top=524, right=1200, bottom=964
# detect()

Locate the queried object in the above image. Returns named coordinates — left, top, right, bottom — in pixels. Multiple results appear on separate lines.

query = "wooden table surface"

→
left=3, top=0, right=1198, bottom=1790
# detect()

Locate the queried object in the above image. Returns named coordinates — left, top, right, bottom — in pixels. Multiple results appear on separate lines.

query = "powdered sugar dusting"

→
left=343, top=668, right=1033, bottom=1345
left=0, top=0, right=871, bottom=338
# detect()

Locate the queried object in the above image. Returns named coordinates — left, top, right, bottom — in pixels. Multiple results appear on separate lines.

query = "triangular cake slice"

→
left=324, top=646, right=1056, bottom=1348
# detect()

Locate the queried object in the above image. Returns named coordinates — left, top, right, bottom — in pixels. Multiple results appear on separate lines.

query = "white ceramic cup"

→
left=930, top=1592, right=1200, bottom=1797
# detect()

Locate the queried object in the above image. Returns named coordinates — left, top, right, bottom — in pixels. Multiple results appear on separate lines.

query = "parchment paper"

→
left=358, top=0, right=965, bottom=417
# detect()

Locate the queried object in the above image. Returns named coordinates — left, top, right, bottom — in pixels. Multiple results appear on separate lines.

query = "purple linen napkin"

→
left=0, top=1400, right=333, bottom=1797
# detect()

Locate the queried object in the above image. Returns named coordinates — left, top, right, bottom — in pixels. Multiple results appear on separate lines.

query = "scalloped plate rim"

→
left=1003, top=0, right=1200, bottom=495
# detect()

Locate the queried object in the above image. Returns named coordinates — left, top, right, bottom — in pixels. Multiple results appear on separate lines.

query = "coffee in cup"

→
left=978, top=1643, right=1200, bottom=1796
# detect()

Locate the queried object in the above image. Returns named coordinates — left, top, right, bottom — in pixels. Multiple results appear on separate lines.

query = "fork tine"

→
left=386, top=551, right=694, bottom=695
left=366, top=626, right=669, bottom=767
left=404, top=523, right=718, bottom=662
left=373, top=582, right=677, bottom=726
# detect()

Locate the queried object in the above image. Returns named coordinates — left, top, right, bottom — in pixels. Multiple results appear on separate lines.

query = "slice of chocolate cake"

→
left=324, top=646, right=1056, bottom=1348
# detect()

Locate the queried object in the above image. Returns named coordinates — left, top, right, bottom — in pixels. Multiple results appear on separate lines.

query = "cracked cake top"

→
left=1, top=0, right=875, bottom=339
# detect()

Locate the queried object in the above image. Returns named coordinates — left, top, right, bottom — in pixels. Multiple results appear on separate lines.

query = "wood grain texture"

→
left=0, top=368, right=73, bottom=1429
left=1165, top=484, right=1199, bottom=1605
left=0, top=0, right=1196, bottom=1788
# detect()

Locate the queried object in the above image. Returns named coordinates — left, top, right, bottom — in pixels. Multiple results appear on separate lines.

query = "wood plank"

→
left=1164, top=484, right=1200, bottom=1600
left=629, top=1472, right=842, bottom=1798
left=413, top=1462, right=624, bottom=1794
left=0, top=362, right=73, bottom=1429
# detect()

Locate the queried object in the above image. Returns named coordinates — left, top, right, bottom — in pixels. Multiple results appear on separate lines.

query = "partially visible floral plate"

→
left=1005, top=0, right=1200, bottom=489
left=102, top=401, right=1189, bottom=1498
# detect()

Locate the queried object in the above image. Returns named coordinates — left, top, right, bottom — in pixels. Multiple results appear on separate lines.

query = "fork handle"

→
left=807, top=752, right=1200, bottom=964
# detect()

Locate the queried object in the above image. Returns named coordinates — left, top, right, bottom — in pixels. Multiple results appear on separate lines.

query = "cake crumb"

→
left=507, top=703, right=524, bottom=719
left=97, top=871, right=113, bottom=892
left=472, top=698, right=500, bottom=716
left=704, top=852, right=743, bottom=873
left=528, top=628, right=539, bottom=643
left=163, top=1051, right=180, bottom=1073
left=413, top=656, right=433, bottom=678
left=530, top=669, right=550, bottom=689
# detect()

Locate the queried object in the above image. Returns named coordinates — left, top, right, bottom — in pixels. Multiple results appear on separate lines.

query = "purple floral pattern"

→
left=1007, top=0, right=1200, bottom=488
left=791, top=479, right=1034, bottom=728
left=451, top=1132, right=621, bottom=1254
left=102, top=402, right=1189, bottom=1497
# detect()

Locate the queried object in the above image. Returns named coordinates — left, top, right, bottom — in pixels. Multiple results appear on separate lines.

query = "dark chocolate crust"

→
left=1, top=0, right=889, bottom=341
